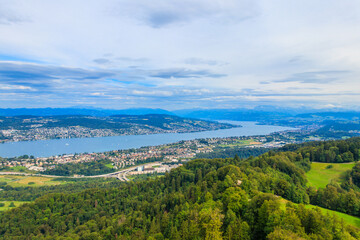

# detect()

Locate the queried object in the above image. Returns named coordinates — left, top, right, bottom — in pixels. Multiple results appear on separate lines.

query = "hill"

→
left=2, top=139, right=360, bottom=239
left=174, top=108, right=292, bottom=121
left=0, top=114, right=233, bottom=142
left=0, top=108, right=175, bottom=117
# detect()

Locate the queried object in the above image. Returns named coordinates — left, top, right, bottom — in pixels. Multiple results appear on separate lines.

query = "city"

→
left=0, top=130, right=299, bottom=177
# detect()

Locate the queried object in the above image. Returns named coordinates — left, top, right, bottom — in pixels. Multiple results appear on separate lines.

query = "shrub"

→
left=326, top=165, right=334, bottom=169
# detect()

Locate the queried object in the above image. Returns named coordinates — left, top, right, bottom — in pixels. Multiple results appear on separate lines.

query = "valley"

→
left=2, top=137, right=360, bottom=238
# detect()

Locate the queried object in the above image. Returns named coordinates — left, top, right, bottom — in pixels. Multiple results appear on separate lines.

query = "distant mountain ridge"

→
left=174, top=108, right=360, bottom=122
left=173, top=108, right=292, bottom=121
left=296, top=111, right=360, bottom=120
left=0, top=114, right=233, bottom=143
left=1, top=107, right=359, bottom=122
left=0, top=108, right=174, bottom=117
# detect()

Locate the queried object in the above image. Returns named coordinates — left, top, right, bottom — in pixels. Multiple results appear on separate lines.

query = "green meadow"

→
left=0, top=175, right=63, bottom=187
left=0, top=201, right=30, bottom=212
left=306, top=162, right=356, bottom=189
left=218, top=139, right=261, bottom=148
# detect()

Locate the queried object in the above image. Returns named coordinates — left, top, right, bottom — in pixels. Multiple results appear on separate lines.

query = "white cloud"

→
left=131, top=90, right=173, bottom=97
left=0, top=0, right=360, bottom=109
left=0, top=84, right=32, bottom=90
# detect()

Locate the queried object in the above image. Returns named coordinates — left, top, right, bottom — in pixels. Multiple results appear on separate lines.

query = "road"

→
left=0, top=162, right=161, bottom=181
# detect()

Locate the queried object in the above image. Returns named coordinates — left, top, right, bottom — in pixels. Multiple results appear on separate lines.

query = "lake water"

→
left=0, top=121, right=295, bottom=158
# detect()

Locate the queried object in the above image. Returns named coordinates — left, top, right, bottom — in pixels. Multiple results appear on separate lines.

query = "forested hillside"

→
left=279, top=137, right=360, bottom=163
left=0, top=114, right=233, bottom=142
left=195, top=147, right=269, bottom=159
left=2, top=139, right=360, bottom=239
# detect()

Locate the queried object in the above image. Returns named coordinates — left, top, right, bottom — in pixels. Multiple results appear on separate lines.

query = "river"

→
left=0, top=121, right=295, bottom=158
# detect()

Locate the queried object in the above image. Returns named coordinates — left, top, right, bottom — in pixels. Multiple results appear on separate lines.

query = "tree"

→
left=200, top=208, right=224, bottom=240
left=267, top=227, right=306, bottom=240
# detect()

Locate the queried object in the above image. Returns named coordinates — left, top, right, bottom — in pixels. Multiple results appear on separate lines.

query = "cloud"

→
left=0, top=8, right=27, bottom=25
left=1, top=1, right=360, bottom=109
left=0, top=84, right=32, bottom=90
left=107, top=78, right=156, bottom=87
left=288, top=56, right=303, bottom=63
left=147, top=11, right=182, bottom=28
left=0, top=62, right=114, bottom=82
left=0, top=1, right=30, bottom=25
left=149, top=68, right=226, bottom=79
left=0, top=61, right=229, bottom=108
left=131, top=90, right=173, bottom=96
left=184, top=58, right=226, bottom=66
left=89, top=92, right=105, bottom=96
left=114, top=0, right=258, bottom=28
left=93, top=58, right=111, bottom=64
left=0, top=70, right=55, bottom=80
left=262, top=71, right=350, bottom=84
left=93, top=57, right=149, bottom=65
left=116, top=57, right=149, bottom=62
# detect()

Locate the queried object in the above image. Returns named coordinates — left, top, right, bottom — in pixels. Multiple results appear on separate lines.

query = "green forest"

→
left=195, top=147, right=269, bottom=159
left=2, top=138, right=360, bottom=239
left=0, top=115, right=232, bottom=131
left=42, top=159, right=115, bottom=176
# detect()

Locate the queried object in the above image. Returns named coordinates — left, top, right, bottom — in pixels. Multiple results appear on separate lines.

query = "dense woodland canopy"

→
left=0, top=178, right=122, bottom=202
left=42, top=159, right=115, bottom=176
left=279, top=137, right=360, bottom=163
left=1, top=138, right=360, bottom=239
left=195, top=147, right=269, bottom=159
left=0, top=114, right=231, bottom=131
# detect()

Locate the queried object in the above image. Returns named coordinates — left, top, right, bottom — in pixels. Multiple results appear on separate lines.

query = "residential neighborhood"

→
left=0, top=132, right=297, bottom=177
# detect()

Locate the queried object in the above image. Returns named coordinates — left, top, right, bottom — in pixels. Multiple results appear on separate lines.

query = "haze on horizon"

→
left=0, top=0, right=360, bottom=110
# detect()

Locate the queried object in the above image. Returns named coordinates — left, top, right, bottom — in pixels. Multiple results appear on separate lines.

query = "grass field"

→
left=219, top=139, right=261, bottom=148
left=0, top=175, right=63, bottom=187
left=128, top=173, right=164, bottom=181
left=0, top=201, right=30, bottom=211
left=105, top=163, right=114, bottom=169
left=306, top=162, right=356, bottom=189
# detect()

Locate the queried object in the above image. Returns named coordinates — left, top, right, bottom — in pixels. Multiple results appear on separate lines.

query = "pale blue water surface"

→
left=0, top=121, right=295, bottom=158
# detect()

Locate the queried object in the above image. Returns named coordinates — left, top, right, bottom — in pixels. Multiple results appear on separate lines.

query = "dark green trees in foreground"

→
left=2, top=139, right=360, bottom=239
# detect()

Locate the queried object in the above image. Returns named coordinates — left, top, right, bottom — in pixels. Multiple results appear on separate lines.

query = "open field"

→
left=306, top=162, right=356, bottom=189
left=128, top=173, right=164, bottom=182
left=0, top=175, right=63, bottom=187
left=219, top=139, right=261, bottom=148
left=105, top=163, right=114, bottom=169
left=0, top=201, right=30, bottom=211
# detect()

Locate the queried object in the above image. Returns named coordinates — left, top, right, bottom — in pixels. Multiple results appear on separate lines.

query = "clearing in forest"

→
left=306, top=162, right=356, bottom=189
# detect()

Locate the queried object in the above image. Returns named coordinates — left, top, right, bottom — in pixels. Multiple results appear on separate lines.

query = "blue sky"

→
left=0, top=0, right=360, bottom=110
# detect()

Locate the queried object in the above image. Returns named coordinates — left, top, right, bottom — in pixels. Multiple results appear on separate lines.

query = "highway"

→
left=0, top=162, right=161, bottom=181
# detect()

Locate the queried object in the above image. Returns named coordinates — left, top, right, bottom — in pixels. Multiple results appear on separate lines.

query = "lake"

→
left=0, top=121, right=295, bottom=158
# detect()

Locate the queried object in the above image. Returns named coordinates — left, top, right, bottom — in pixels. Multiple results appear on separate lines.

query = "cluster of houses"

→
left=0, top=135, right=295, bottom=177
left=128, top=163, right=183, bottom=176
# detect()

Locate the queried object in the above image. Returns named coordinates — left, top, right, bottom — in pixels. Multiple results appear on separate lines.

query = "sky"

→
left=0, top=0, right=360, bottom=110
